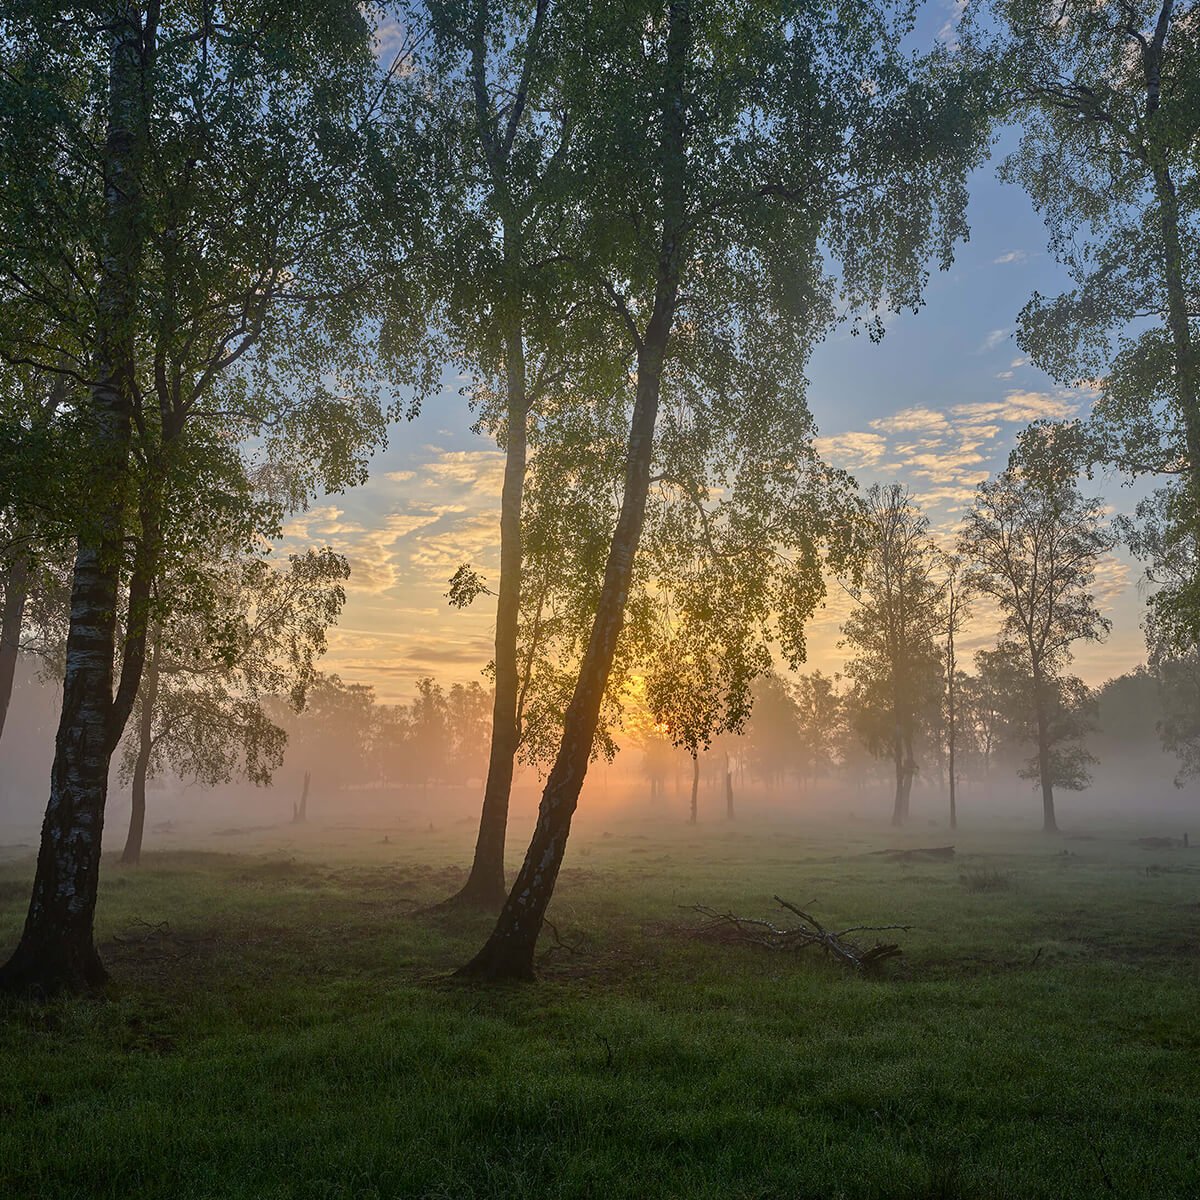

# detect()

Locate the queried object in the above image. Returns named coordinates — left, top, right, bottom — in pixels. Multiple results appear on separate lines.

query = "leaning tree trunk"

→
left=0, top=8, right=149, bottom=996
left=458, top=337, right=671, bottom=980
left=448, top=310, right=528, bottom=909
left=457, top=0, right=688, bottom=981
left=121, top=624, right=160, bottom=865
left=689, top=753, right=699, bottom=824
left=0, top=543, right=31, bottom=742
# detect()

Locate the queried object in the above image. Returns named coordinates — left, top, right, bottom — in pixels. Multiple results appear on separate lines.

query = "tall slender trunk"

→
left=1141, top=4, right=1200, bottom=501
left=891, top=715, right=907, bottom=827
left=451, top=311, right=527, bottom=909
left=947, top=719, right=957, bottom=831
left=724, top=753, right=734, bottom=820
left=457, top=0, right=689, bottom=981
left=0, top=7, right=149, bottom=996
left=1151, top=164, right=1200, bottom=502
left=1033, top=672, right=1057, bottom=832
left=460, top=337, right=669, bottom=980
left=689, top=754, right=698, bottom=824
left=120, top=624, right=160, bottom=865
left=947, top=630, right=957, bottom=832
left=0, top=544, right=31, bottom=742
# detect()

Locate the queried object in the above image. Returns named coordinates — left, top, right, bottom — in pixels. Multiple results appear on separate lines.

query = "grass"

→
left=1, top=814, right=1198, bottom=1199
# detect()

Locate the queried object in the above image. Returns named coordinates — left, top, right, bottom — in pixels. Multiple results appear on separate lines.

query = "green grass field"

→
left=1, top=815, right=1198, bottom=1199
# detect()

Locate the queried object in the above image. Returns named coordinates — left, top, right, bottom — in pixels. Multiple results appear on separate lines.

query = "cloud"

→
left=977, top=328, right=1010, bottom=353
left=951, top=391, right=1080, bottom=425
left=868, top=407, right=951, bottom=436
left=405, top=640, right=493, bottom=665
left=937, top=0, right=968, bottom=47
left=992, top=250, right=1028, bottom=265
left=812, top=430, right=888, bottom=468
left=423, top=448, right=506, bottom=496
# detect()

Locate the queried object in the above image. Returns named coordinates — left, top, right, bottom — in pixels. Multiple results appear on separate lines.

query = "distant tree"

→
left=793, top=671, right=845, bottom=791
left=743, top=673, right=801, bottom=791
left=462, top=0, right=988, bottom=979
left=960, top=463, right=1113, bottom=830
left=980, top=0, right=1200, bottom=638
left=117, top=548, right=349, bottom=865
left=962, top=647, right=1026, bottom=781
left=1155, top=650, right=1200, bottom=783
left=941, top=558, right=971, bottom=830
left=843, top=485, right=946, bottom=826
left=445, top=681, right=492, bottom=786
left=283, top=675, right=379, bottom=800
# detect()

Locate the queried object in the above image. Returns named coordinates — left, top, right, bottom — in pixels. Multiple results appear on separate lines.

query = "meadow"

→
left=1, top=810, right=1197, bottom=1200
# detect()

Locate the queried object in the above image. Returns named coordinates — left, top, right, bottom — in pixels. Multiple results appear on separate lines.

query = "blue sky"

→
left=282, top=3, right=1150, bottom=704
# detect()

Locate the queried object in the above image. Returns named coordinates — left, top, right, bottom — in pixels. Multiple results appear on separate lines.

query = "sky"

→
left=278, top=4, right=1152, bottom=707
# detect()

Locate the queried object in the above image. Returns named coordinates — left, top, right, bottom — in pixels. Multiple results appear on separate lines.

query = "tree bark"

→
left=947, top=624, right=957, bottom=832
left=294, top=770, right=310, bottom=823
left=458, top=335, right=668, bottom=980
left=1034, top=675, right=1057, bottom=833
left=0, top=544, right=31, bottom=743
left=689, top=753, right=699, bottom=824
left=891, top=720, right=908, bottom=827
left=449, top=312, right=527, bottom=910
left=457, top=0, right=690, bottom=982
left=0, top=7, right=149, bottom=996
left=120, top=624, right=160, bottom=865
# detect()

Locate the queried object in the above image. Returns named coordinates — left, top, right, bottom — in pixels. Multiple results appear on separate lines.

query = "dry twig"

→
left=684, top=896, right=911, bottom=971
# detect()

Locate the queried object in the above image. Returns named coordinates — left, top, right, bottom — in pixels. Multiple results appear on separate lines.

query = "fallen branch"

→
left=683, top=896, right=911, bottom=971
left=870, top=845, right=955, bottom=862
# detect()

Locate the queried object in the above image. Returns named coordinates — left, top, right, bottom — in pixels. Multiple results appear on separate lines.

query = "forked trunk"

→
left=457, top=0, right=687, bottom=981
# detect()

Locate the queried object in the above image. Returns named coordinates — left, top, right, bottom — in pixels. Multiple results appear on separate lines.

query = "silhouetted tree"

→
left=843, top=486, right=946, bottom=826
left=117, top=549, right=348, bottom=864
left=460, top=0, right=987, bottom=979
left=429, top=0, right=624, bottom=908
left=960, top=462, right=1113, bottom=830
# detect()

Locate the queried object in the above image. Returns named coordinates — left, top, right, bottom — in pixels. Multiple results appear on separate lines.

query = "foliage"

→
left=119, top=548, right=350, bottom=790
left=959, top=459, right=1113, bottom=806
left=842, top=485, right=946, bottom=811
left=978, top=0, right=1200, bottom=640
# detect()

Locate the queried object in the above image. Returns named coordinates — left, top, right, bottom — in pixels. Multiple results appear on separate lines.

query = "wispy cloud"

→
left=992, top=250, right=1028, bottom=265
left=977, top=328, right=1010, bottom=354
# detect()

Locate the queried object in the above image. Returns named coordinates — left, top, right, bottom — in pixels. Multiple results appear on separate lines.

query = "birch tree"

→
left=0, top=2, right=432, bottom=995
left=459, top=0, right=989, bottom=980
left=423, top=0, right=626, bottom=907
